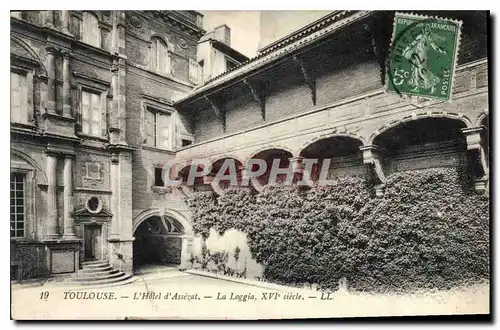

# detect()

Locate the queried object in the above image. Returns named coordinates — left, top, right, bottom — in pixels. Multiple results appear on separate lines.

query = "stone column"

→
left=45, top=46, right=57, bottom=114
left=109, top=154, right=120, bottom=238
left=62, top=156, right=76, bottom=238
left=46, top=153, right=59, bottom=237
left=60, top=10, right=71, bottom=35
left=62, top=51, right=72, bottom=117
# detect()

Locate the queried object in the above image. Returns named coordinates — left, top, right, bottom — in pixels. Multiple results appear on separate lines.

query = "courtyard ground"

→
left=11, top=272, right=489, bottom=320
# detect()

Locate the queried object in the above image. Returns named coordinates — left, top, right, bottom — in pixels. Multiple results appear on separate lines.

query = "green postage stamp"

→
left=387, top=12, right=463, bottom=101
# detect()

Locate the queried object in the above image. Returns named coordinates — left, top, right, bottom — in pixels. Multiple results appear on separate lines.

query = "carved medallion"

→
left=178, top=37, right=188, bottom=49
left=128, top=14, right=142, bottom=28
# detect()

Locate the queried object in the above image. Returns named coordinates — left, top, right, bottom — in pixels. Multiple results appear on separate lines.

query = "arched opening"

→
left=373, top=117, right=468, bottom=174
left=177, top=163, right=213, bottom=197
left=132, top=215, right=185, bottom=271
left=209, top=157, right=244, bottom=194
left=299, top=136, right=365, bottom=183
left=249, top=148, right=295, bottom=191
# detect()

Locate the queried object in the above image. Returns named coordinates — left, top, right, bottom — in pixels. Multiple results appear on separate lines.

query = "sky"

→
left=200, top=11, right=332, bottom=58
left=200, top=11, right=261, bottom=58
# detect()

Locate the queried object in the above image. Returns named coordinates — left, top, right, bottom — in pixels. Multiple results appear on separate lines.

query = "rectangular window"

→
left=10, top=71, right=28, bottom=124
left=154, top=167, right=165, bottom=187
left=81, top=90, right=102, bottom=137
left=145, top=108, right=172, bottom=150
left=182, top=139, right=193, bottom=147
left=10, top=173, right=25, bottom=238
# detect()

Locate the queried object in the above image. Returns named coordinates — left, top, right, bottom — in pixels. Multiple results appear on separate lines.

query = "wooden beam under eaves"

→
left=204, top=95, right=226, bottom=132
left=243, top=79, right=266, bottom=121
left=293, top=55, right=316, bottom=106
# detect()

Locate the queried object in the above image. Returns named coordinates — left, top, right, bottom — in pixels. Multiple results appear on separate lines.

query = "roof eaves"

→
left=175, top=10, right=372, bottom=106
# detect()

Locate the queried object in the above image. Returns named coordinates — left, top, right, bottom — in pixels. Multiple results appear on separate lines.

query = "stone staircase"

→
left=71, top=260, right=136, bottom=287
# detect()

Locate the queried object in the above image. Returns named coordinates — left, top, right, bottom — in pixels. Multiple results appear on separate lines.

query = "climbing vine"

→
left=187, top=168, right=489, bottom=292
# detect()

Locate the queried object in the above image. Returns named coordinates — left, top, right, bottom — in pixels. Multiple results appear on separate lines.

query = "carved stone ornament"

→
left=178, top=37, right=188, bottom=49
left=128, top=14, right=142, bottom=28
left=81, top=161, right=105, bottom=188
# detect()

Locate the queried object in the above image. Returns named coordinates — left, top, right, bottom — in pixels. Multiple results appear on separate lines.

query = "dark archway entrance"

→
left=132, top=215, right=184, bottom=270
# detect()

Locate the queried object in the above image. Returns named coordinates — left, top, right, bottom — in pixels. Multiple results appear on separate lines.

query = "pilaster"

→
left=61, top=50, right=73, bottom=118
left=45, top=152, right=59, bottom=237
left=45, top=45, right=57, bottom=114
left=62, top=155, right=76, bottom=238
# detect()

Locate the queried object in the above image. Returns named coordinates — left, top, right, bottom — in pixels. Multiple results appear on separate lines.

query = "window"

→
left=10, top=71, right=28, bottom=124
left=81, top=90, right=102, bottom=137
left=189, top=59, right=199, bottom=84
left=182, top=139, right=192, bottom=147
left=154, top=167, right=165, bottom=187
left=145, top=109, right=172, bottom=150
left=82, top=12, right=100, bottom=48
left=226, top=58, right=238, bottom=70
left=150, top=37, right=171, bottom=75
left=10, top=173, right=25, bottom=238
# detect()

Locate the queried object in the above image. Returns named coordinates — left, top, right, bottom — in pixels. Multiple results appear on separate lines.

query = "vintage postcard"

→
left=10, top=10, right=490, bottom=320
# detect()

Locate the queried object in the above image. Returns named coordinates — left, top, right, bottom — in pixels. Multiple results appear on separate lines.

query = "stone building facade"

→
left=173, top=11, right=489, bottom=276
left=11, top=10, right=489, bottom=282
left=10, top=10, right=204, bottom=281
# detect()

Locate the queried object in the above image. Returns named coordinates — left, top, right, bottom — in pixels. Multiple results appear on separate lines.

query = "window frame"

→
left=150, top=37, right=172, bottom=76
left=141, top=96, right=177, bottom=152
left=76, top=82, right=109, bottom=140
left=10, top=172, right=26, bottom=239
left=10, top=65, right=34, bottom=127
left=145, top=107, right=174, bottom=150
left=82, top=11, right=101, bottom=49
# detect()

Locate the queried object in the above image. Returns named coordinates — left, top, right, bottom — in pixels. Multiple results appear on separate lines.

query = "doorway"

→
left=84, top=224, right=102, bottom=261
left=132, top=215, right=184, bottom=270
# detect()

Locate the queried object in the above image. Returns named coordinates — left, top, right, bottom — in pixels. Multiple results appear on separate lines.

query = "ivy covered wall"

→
left=187, top=167, right=489, bottom=292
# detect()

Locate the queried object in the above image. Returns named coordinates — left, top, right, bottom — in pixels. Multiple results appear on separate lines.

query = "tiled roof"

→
left=176, top=10, right=372, bottom=105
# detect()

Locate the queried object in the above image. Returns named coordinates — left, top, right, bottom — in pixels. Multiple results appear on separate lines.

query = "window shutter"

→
left=81, top=90, right=90, bottom=134
left=150, top=39, right=157, bottom=71
left=166, top=52, right=172, bottom=75
left=19, top=73, right=28, bottom=124
left=189, top=59, right=198, bottom=84
left=10, top=72, right=21, bottom=123
left=158, top=42, right=166, bottom=74
left=75, top=88, right=82, bottom=132
left=26, top=72, right=34, bottom=123
left=158, top=113, right=171, bottom=149
left=101, top=92, right=107, bottom=138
